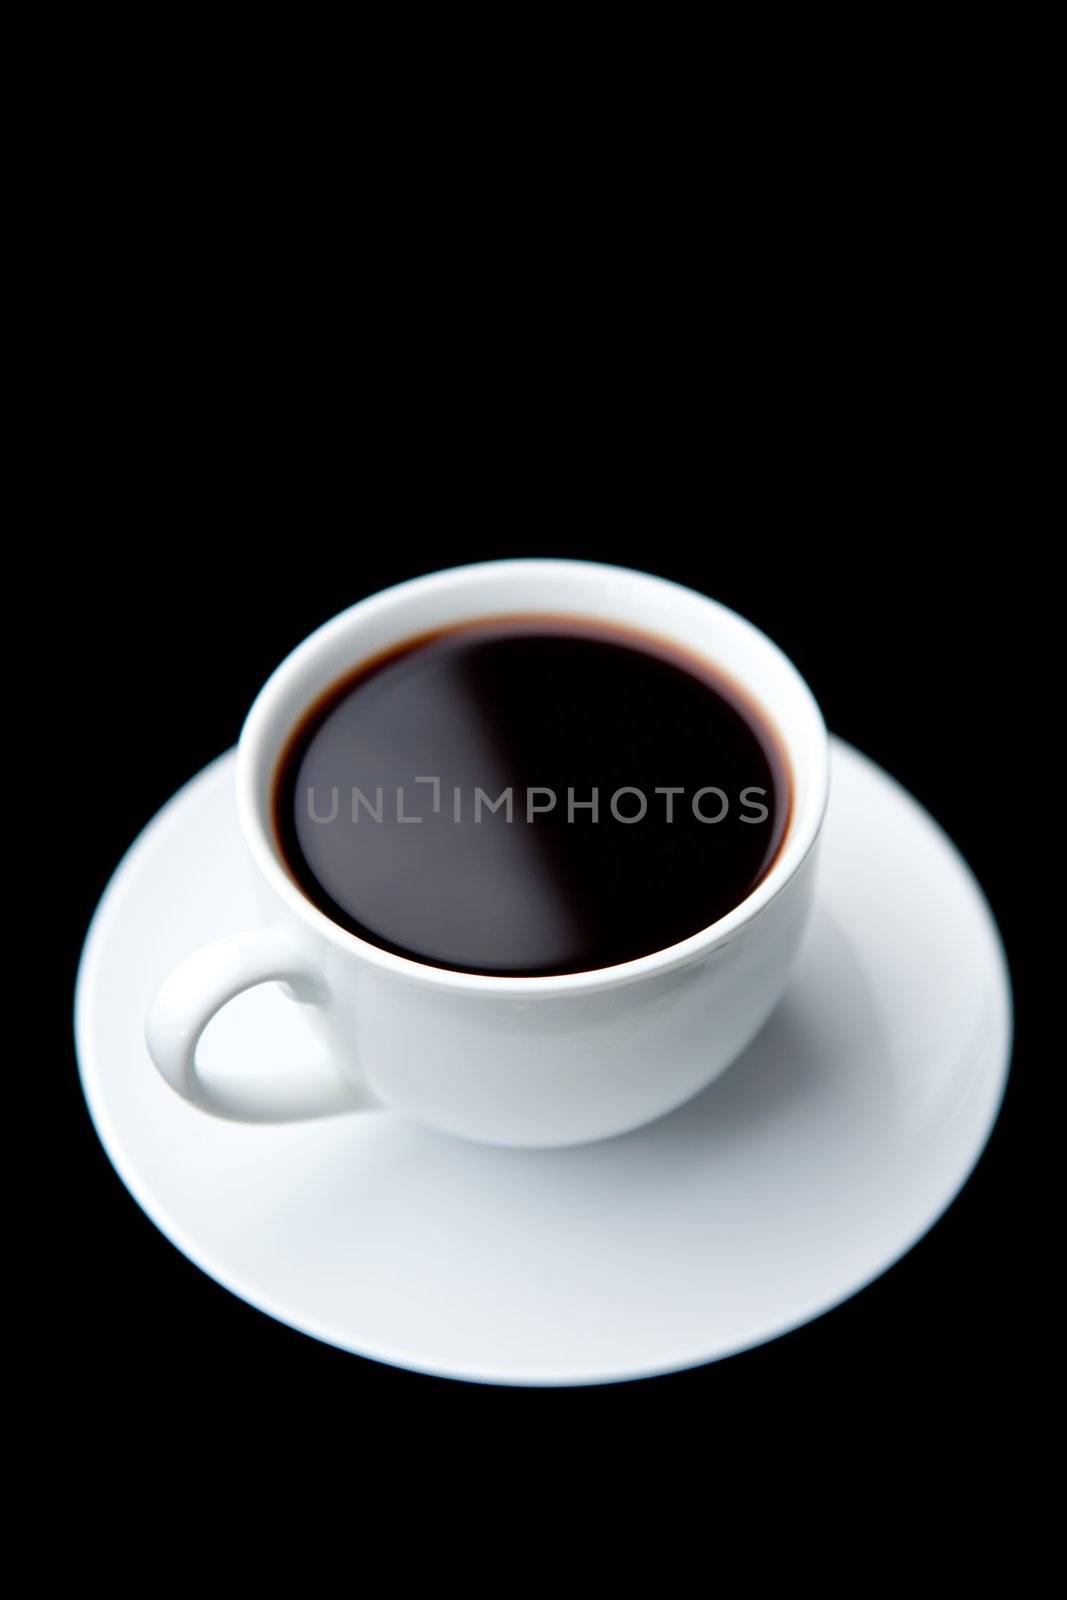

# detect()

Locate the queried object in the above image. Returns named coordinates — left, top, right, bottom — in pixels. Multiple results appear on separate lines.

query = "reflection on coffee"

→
left=273, top=616, right=791, bottom=976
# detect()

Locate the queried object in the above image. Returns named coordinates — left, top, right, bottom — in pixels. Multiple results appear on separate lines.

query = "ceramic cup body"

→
left=146, top=560, right=829, bottom=1147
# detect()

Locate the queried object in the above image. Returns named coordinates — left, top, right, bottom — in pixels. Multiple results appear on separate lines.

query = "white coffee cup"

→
left=146, top=560, right=829, bottom=1147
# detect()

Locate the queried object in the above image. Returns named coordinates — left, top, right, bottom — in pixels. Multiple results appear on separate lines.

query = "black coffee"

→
left=274, top=616, right=790, bottom=976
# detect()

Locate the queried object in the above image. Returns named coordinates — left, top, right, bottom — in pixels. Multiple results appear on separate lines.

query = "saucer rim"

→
left=74, top=737, right=1013, bottom=1387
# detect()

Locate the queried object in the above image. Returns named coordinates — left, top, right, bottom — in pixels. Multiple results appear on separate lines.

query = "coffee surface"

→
left=274, top=617, right=789, bottom=975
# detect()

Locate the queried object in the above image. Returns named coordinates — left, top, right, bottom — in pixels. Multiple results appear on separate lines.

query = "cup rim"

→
left=236, top=559, right=830, bottom=996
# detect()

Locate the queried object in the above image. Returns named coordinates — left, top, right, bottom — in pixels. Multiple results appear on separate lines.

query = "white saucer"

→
left=75, top=739, right=1011, bottom=1386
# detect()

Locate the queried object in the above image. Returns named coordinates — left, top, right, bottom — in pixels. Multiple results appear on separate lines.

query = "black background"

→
left=57, top=420, right=1031, bottom=1444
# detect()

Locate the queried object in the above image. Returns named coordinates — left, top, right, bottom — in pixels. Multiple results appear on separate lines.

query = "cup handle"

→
left=145, top=926, right=371, bottom=1123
